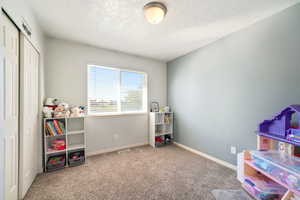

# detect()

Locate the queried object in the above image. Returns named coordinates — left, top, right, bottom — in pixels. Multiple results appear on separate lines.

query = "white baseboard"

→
left=87, top=142, right=149, bottom=157
left=174, top=142, right=237, bottom=171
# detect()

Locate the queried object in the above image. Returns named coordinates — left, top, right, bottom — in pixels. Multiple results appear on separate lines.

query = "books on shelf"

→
left=46, top=120, right=65, bottom=136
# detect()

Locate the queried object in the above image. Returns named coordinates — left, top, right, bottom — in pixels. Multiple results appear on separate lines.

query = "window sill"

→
left=86, top=111, right=148, bottom=118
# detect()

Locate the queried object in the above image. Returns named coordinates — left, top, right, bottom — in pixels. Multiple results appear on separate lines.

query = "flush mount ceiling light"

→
left=144, top=2, right=167, bottom=24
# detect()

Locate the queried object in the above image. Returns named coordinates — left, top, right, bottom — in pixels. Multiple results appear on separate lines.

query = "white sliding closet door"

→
left=0, top=13, right=19, bottom=200
left=19, top=34, right=39, bottom=199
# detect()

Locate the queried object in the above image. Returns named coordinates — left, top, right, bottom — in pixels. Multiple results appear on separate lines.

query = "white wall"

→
left=0, top=0, right=46, bottom=198
left=45, top=37, right=167, bottom=154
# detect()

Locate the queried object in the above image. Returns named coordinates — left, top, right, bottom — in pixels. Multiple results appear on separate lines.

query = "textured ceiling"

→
left=27, top=0, right=300, bottom=61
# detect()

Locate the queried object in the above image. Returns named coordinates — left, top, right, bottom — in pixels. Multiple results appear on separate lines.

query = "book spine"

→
left=58, top=121, right=65, bottom=134
left=53, top=120, right=62, bottom=135
left=45, top=125, right=51, bottom=136
left=49, top=121, right=58, bottom=136
left=46, top=123, right=54, bottom=136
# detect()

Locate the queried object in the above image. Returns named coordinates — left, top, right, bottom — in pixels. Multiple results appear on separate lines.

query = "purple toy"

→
left=259, top=105, right=300, bottom=146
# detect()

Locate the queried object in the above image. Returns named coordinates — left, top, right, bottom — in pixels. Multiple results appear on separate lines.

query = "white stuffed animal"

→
left=43, top=107, right=53, bottom=118
left=70, top=107, right=83, bottom=117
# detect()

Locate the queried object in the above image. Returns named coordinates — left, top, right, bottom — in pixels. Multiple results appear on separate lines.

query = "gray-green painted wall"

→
left=167, top=4, right=300, bottom=165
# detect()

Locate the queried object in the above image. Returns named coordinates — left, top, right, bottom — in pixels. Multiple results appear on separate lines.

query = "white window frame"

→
left=87, top=64, right=148, bottom=116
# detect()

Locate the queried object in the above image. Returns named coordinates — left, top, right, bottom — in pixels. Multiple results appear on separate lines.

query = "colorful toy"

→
left=54, top=105, right=70, bottom=118
left=259, top=105, right=300, bottom=145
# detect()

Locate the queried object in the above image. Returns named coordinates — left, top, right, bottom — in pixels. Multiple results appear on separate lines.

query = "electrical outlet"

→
left=231, top=146, right=237, bottom=155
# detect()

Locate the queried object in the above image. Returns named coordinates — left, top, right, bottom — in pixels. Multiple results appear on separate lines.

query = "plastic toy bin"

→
left=46, top=153, right=66, bottom=171
left=250, top=151, right=300, bottom=191
left=244, top=173, right=286, bottom=200
left=68, top=149, right=85, bottom=167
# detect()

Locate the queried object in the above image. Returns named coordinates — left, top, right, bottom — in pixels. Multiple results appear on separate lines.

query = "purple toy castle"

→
left=259, top=105, right=300, bottom=146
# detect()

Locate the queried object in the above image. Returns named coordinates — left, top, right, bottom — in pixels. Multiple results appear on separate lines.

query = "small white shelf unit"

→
left=149, top=112, right=173, bottom=147
left=43, top=116, right=86, bottom=172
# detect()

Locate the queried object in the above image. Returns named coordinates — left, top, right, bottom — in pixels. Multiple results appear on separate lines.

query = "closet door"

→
left=0, top=13, right=19, bottom=200
left=19, top=34, right=39, bottom=199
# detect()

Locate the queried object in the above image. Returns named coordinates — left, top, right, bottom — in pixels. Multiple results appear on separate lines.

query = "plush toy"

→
left=54, top=105, right=70, bottom=118
left=70, top=107, right=84, bottom=117
left=59, top=102, right=69, bottom=110
left=45, top=98, right=55, bottom=106
left=54, top=106, right=65, bottom=118
left=79, top=106, right=86, bottom=115
left=43, top=107, right=53, bottom=118
left=53, top=98, right=62, bottom=105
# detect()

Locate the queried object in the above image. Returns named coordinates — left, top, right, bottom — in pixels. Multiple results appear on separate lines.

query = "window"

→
left=88, top=65, right=147, bottom=115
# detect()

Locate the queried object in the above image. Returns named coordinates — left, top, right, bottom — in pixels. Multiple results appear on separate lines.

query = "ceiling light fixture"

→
left=144, top=2, right=167, bottom=24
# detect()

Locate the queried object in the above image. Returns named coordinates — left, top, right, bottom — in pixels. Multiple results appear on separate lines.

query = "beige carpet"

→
left=25, top=145, right=241, bottom=200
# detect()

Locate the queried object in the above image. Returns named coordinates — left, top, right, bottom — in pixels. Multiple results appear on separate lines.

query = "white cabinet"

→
left=43, top=117, right=86, bottom=172
left=149, top=112, right=173, bottom=147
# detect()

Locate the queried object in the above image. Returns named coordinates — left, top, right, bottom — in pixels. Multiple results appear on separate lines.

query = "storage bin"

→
left=46, top=153, right=66, bottom=171
left=155, top=136, right=165, bottom=147
left=164, top=135, right=172, bottom=145
left=68, top=149, right=85, bottom=167
left=244, top=174, right=286, bottom=200
left=251, top=151, right=300, bottom=191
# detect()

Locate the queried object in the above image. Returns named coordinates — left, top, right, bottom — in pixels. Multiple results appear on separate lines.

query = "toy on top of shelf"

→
left=151, top=101, right=159, bottom=112
left=43, top=97, right=87, bottom=119
left=159, top=106, right=171, bottom=113
left=44, top=98, right=72, bottom=118
left=70, top=106, right=85, bottom=117
left=259, top=105, right=300, bottom=143
left=43, top=107, right=53, bottom=118
left=45, top=98, right=57, bottom=106
left=54, top=105, right=70, bottom=118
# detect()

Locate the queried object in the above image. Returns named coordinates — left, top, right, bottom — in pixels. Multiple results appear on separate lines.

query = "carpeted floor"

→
left=25, top=145, right=241, bottom=200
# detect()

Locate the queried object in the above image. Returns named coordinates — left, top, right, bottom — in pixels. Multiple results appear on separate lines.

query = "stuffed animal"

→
left=79, top=106, right=86, bottom=115
left=59, top=102, right=69, bottom=110
left=45, top=98, right=55, bottom=106
left=54, top=105, right=70, bottom=118
left=43, top=107, right=53, bottom=118
left=54, top=106, right=65, bottom=118
left=53, top=98, right=62, bottom=105
left=70, top=107, right=84, bottom=117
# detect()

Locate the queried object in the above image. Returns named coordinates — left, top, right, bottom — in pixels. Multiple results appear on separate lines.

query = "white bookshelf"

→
left=149, top=112, right=173, bottom=147
left=43, top=116, right=86, bottom=172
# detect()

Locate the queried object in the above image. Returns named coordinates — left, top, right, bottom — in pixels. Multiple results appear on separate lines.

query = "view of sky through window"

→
left=88, top=65, right=146, bottom=114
